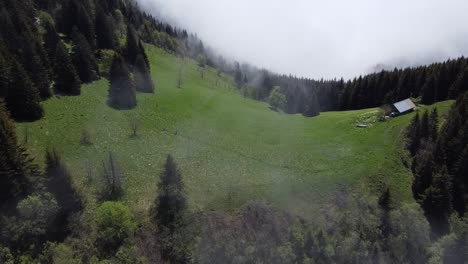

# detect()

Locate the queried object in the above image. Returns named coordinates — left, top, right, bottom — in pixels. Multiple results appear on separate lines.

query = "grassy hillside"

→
left=16, top=45, right=453, bottom=216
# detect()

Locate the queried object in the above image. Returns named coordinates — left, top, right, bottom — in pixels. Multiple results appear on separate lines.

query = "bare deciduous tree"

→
left=101, top=152, right=123, bottom=200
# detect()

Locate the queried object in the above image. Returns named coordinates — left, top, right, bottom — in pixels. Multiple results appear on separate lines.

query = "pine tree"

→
left=134, top=54, right=154, bottom=93
left=45, top=148, right=83, bottom=241
left=0, top=50, right=10, bottom=98
left=429, top=108, right=439, bottom=141
left=303, top=92, right=321, bottom=117
left=95, top=7, right=118, bottom=50
left=0, top=101, right=40, bottom=211
left=407, top=113, right=421, bottom=156
left=43, top=19, right=60, bottom=60
left=71, top=28, right=99, bottom=83
left=422, top=166, right=452, bottom=236
left=108, top=54, right=137, bottom=109
left=421, top=73, right=438, bottom=105
left=449, top=66, right=468, bottom=99
left=5, top=60, right=43, bottom=121
left=378, top=188, right=392, bottom=245
left=53, top=41, right=81, bottom=95
left=153, top=154, right=186, bottom=231
left=152, top=154, right=188, bottom=263
left=124, top=25, right=140, bottom=67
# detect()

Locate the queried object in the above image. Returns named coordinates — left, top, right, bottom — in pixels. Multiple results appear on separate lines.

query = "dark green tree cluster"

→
left=0, top=101, right=40, bottom=211
left=0, top=103, right=82, bottom=259
left=407, top=91, right=468, bottom=239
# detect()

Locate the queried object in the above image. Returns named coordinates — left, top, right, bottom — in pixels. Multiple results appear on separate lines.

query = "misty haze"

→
left=1, top=0, right=468, bottom=263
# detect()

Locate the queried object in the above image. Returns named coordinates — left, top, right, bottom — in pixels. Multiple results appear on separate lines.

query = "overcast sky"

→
left=137, top=0, right=468, bottom=79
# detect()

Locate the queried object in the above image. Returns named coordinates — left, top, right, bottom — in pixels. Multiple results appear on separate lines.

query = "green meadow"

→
left=16, top=45, right=453, bottom=216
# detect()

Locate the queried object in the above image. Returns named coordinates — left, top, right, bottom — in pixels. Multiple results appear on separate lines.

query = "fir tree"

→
left=449, top=66, right=468, bottom=99
left=124, top=25, right=140, bottom=67
left=5, top=60, right=43, bottom=121
left=95, top=7, right=118, bottom=50
left=134, top=54, right=154, bottom=93
left=0, top=101, right=40, bottom=211
left=108, top=54, right=137, bottom=109
left=407, top=113, right=421, bottom=155
left=71, top=28, right=99, bottom=83
left=303, top=92, right=321, bottom=117
left=53, top=41, right=81, bottom=95
left=422, top=166, right=452, bottom=236
left=45, top=148, right=83, bottom=241
left=152, top=154, right=188, bottom=263
left=43, top=20, right=60, bottom=60
left=153, top=154, right=186, bottom=231
left=421, top=73, right=438, bottom=105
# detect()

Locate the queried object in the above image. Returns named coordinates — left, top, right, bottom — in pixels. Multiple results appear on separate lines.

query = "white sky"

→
left=137, top=0, right=468, bottom=79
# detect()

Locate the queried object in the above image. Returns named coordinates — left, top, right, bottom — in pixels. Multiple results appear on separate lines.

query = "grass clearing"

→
left=17, top=45, right=454, bottom=217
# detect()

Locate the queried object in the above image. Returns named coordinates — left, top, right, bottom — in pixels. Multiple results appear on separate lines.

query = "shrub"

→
left=95, top=202, right=135, bottom=257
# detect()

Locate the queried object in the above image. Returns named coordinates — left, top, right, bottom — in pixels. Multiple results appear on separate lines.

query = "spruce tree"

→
left=449, top=66, right=468, bottom=99
left=5, top=60, right=43, bottom=121
left=43, top=20, right=60, bottom=60
left=124, top=25, right=140, bottom=67
left=45, top=148, right=83, bottom=241
left=154, top=154, right=186, bottom=231
left=422, top=166, right=452, bottom=236
left=153, top=154, right=188, bottom=263
left=134, top=54, right=154, bottom=93
left=407, top=113, right=421, bottom=155
left=53, top=41, right=81, bottom=95
left=421, top=73, right=438, bottom=105
left=71, top=28, right=99, bottom=83
left=0, top=101, right=40, bottom=211
left=303, top=92, right=321, bottom=117
left=0, top=50, right=10, bottom=98
left=95, top=7, right=118, bottom=50
left=108, top=54, right=137, bottom=109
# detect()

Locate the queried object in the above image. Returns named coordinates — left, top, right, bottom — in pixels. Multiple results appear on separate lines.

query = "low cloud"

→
left=137, top=0, right=468, bottom=79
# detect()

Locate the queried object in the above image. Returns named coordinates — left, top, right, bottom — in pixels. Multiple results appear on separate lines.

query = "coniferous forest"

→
left=1, top=0, right=468, bottom=263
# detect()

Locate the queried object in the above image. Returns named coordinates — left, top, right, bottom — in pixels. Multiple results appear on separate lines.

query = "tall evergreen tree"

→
left=449, top=66, right=468, bottom=99
left=108, top=54, right=137, bottom=109
left=71, top=28, right=99, bottom=83
left=5, top=60, right=43, bottom=121
left=303, top=92, right=321, bottom=117
left=154, top=154, right=186, bottom=232
left=421, top=72, right=438, bottom=105
left=45, top=148, right=83, bottom=241
left=0, top=101, right=40, bottom=211
left=152, top=154, right=188, bottom=263
left=53, top=41, right=81, bottom=95
left=422, top=166, right=452, bottom=236
left=134, top=54, right=154, bottom=93
left=95, top=7, right=118, bottom=50
left=124, top=25, right=140, bottom=67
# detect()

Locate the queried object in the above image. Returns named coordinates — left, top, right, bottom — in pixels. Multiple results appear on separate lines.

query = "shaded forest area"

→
left=231, top=57, right=468, bottom=117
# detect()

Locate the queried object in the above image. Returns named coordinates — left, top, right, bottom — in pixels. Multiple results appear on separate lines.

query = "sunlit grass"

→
left=17, top=44, right=454, bottom=216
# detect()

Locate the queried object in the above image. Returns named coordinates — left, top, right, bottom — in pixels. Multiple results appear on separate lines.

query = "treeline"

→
left=406, top=91, right=468, bottom=246
left=230, top=56, right=468, bottom=117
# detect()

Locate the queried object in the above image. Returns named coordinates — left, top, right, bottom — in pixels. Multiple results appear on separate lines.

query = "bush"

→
left=268, top=86, right=287, bottom=112
left=95, top=202, right=135, bottom=257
